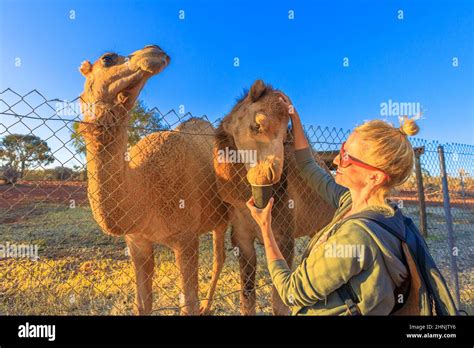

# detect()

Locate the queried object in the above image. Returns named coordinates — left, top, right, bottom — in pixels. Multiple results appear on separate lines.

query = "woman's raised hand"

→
left=277, top=92, right=309, bottom=150
left=277, top=93, right=300, bottom=122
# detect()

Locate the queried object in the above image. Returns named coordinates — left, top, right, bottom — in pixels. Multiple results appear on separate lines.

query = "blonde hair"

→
left=354, top=116, right=420, bottom=214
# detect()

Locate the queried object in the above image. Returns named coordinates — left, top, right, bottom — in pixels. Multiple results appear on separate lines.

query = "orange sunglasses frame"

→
left=339, top=141, right=390, bottom=181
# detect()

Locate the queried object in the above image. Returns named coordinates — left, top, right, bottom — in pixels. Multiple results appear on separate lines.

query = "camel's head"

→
left=221, top=80, right=290, bottom=184
left=79, top=45, right=170, bottom=117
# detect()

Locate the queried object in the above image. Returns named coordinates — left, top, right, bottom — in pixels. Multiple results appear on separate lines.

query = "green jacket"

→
left=269, top=147, right=408, bottom=315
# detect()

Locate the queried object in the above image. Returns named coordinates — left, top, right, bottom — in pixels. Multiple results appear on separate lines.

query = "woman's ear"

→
left=369, top=172, right=386, bottom=188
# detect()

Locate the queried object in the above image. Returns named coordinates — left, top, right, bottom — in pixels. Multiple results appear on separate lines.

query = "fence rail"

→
left=0, top=89, right=472, bottom=315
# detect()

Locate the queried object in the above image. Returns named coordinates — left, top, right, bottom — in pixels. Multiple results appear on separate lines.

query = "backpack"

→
left=335, top=209, right=459, bottom=316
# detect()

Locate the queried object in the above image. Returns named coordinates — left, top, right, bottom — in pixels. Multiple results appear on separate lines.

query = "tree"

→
left=70, top=100, right=168, bottom=156
left=0, top=166, right=20, bottom=184
left=0, top=134, right=54, bottom=178
left=421, top=164, right=431, bottom=178
left=52, top=166, right=74, bottom=180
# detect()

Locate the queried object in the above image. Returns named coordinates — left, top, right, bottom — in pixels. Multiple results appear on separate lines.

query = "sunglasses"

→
left=338, top=142, right=390, bottom=181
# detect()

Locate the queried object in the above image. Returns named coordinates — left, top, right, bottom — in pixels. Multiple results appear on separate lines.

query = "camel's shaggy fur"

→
left=214, top=80, right=335, bottom=315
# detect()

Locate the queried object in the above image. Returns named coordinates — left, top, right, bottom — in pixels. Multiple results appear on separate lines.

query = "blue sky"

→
left=0, top=0, right=473, bottom=169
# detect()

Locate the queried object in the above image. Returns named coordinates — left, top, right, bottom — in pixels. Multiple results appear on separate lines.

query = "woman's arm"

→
left=279, top=96, right=348, bottom=209
left=246, top=196, right=378, bottom=308
left=285, top=98, right=310, bottom=151
left=268, top=222, right=378, bottom=307
left=295, top=148, right=349, bottom=209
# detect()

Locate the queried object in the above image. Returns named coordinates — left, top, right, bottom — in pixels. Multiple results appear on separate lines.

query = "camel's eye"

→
left=101, top=54, right=116, bottom=67
left=249, top=123, right=262, bottom=134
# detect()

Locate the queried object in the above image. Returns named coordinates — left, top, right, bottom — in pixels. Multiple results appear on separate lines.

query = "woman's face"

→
left=333, top=131, right=381, bottom=191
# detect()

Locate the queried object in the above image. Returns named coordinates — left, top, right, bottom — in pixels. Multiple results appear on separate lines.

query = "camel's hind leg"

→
left=200, top=225, right=228, bottom=315
left=173, top=235, right=200, bottom=315
left=126, top=235, right=155, bottom=315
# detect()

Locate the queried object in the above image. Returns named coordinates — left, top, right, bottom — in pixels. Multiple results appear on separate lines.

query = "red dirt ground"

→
left=391, top=190, right=474, bottom=209
left=0, top=182, right=472, bottom=211
left=0, top=180, right=88, bottom=209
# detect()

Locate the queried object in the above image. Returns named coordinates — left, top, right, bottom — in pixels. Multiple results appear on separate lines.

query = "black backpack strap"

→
left=346, top=212, right=406, bottom=242
left=336, top=283, right=361, bottom=316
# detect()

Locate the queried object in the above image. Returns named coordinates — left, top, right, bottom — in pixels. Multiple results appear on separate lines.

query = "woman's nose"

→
left=333, top=154, right=340, bottom=167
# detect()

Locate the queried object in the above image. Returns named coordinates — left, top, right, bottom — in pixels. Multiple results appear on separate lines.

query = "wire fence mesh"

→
left=0, top=89, right=472, bottom=315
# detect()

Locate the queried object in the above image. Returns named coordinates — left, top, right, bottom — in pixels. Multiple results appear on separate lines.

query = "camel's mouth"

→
left=79, top=44, right=172, bottom=124
left=247, top=156, right=282, bottom=185
left=129, top=45, right=170, bottom=76
left=106, top=45, right=170, bottom=104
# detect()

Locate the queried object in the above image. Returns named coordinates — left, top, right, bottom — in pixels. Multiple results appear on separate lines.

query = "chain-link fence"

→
left=0, top=89, right=472, bottom=315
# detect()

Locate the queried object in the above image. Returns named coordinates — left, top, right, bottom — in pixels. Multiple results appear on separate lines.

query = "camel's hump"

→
left=175, top=117, right=215, bottom=135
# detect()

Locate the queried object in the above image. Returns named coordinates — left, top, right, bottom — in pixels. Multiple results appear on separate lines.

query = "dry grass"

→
left=0, top=188, right=472, bottom=315
left=0, top=202, right=282, bottom=315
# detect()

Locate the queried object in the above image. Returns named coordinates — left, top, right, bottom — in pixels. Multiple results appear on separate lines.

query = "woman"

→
left=246, top=96, right=420, bottom=315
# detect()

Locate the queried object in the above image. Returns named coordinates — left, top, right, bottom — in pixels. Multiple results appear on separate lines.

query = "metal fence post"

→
left=414, top=146, right=427, bottom=237
left=437, top=144, right=461, bottom=308
left=459, top=169, right=466, bottom=209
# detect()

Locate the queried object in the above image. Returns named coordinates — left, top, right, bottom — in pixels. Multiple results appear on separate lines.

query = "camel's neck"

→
left=213, top=122, right=250, bottom=204
left=214, top=122, right=242, bottom=174
left=84, top=120, right=129, bottom=193
left=82, top=107, right=146, bottom=236
left=215, top=120, right=240, bottom=153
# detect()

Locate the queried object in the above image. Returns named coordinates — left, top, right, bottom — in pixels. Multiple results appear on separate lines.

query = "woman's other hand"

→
left=246, top=196, right=274, bottom=232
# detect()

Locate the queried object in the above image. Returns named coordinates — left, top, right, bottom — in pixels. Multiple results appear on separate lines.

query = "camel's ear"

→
left=222, top=119, right=232, bottom=134
left=248, top=79, right=266, bottom=102
left=117, top=92, right=130, bottom=105
left=79, top=61, right=93, bottom=77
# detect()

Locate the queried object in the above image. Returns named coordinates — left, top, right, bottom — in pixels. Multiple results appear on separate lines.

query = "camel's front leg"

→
left=173, top=236, right=200, bottom=315
left=200, top=225, right=227, bottom=315
left=125, top=235, right=155, bottom=315
left=231, top=224, right=257, bottom=315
